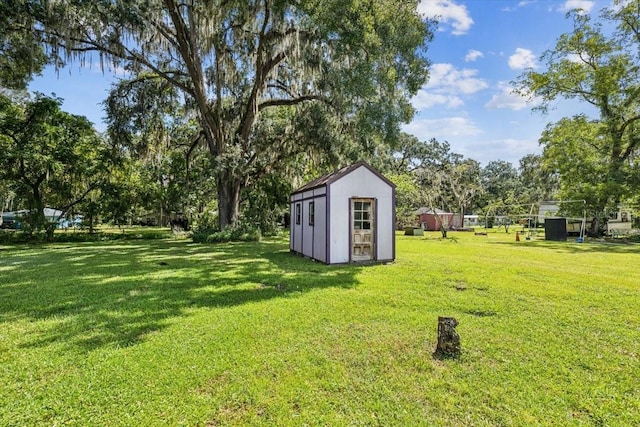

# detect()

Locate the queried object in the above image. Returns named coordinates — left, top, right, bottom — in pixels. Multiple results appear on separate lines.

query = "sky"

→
left=28, top=0, right=606, bottom=167
left=406, top=0, right=603, bottom=165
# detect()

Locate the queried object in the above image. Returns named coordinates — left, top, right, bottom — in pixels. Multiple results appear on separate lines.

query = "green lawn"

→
left=0, top=231, right=638, bottom=426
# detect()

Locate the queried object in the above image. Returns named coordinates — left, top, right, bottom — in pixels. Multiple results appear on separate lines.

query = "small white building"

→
left=463, top=215, right=481, bottom=228
left=290, top=161, right=396, bottom=264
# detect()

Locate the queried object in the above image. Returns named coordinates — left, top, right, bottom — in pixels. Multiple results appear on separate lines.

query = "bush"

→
left=0, top=228, right=173, bottom=245
left=0, top=230, right=32, bottom=244
left=191, top=223, right=261, bottom=243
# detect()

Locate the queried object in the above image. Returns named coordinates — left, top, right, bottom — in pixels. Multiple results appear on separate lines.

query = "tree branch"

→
left=618, top=114, right=640, bottom=160
left=258, top=94, right=327, bottom=111
left=41, top=27, right=196, bottom=97
left=57, top=183, right=99, bottom=220
left=185, top=132, right=204, bottom=181
left=163, top=0, right=220, bottom=154
left=239, top=0, right=274, bottom=143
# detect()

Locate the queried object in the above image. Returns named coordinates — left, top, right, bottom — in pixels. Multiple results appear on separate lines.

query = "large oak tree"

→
left=29, top=0, right=432, bottom=228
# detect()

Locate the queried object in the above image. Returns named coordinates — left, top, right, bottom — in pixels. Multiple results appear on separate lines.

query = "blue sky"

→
left=407, top=0, right=602, bottom=165
left=28, top=0, right=604, bottom=167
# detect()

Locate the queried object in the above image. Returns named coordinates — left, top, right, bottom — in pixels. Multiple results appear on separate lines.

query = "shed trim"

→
left=291, top=160, right=396, bottom=195
left=374, top=197, right=379, bottom=261
left=326, top=184, right=331, bottom=264
left=311, top=201, right=315, bottom=259
left=289, top=193, right=326, bottom=203
left=392, top=186, right=396, bottom=261
left=348, top=197, right=352, bottom=263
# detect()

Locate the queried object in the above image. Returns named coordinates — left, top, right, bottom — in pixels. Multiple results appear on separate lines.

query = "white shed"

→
left=290, top=161, right=396, bottom=264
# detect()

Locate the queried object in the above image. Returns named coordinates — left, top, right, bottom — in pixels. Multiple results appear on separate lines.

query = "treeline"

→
left=0, top=91, right=556, bottom=237
left=2, top=1, right=640, bottom=239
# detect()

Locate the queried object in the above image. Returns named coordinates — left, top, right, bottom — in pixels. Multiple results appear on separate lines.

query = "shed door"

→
left=351, top=198, right=375, bottom=262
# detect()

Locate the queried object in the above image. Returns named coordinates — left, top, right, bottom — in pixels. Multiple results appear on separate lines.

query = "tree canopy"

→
left=0, top=0, right=48, bottom=89
left=0, top=93, right=108, bottom=233
left=28, top=0, right=433, bottom=228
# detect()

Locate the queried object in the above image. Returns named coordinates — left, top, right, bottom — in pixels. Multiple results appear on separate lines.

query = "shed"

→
left=290, top=161, right=395, bottom=264
left=416, top=208, right=463, bottom=231
left=545, top=217, right=567, bottom=241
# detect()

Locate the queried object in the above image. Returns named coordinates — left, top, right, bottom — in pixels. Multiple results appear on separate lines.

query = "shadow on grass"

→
left=400, top=230, right=639, bottom=254
left=489, top=239, right=640, bottom=254
left=0, top=238, right=361, bottom=352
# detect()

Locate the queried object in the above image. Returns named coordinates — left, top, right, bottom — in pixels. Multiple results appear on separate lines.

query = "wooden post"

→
left=434, top=316, right=461, bottom=359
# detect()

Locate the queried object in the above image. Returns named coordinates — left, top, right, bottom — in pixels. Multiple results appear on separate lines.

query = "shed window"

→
left=352, top=200, right=372, bottom=230
left=295, top=203, right=301, bottom=225
left=309, top=202, right=315, bottom=226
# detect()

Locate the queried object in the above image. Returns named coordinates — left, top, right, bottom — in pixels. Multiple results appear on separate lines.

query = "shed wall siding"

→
left=290, top=188, right=327, bottom=261
left=290, top=201, right=303, bottom=254
left=313, top=197, right=327, bottom=263
left=289, top=203, right=293, bottom=251
left=302, top=199, right=314, bottom=257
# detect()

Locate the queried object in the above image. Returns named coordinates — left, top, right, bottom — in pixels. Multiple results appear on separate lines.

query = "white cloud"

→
left=502, top=0, right=536, bottom=12
left=418, top=0, right=474, bottom=35
left=459, top=138, right=541, bottom=165
left=465, top=49, right=484, bottom=62
left=427, top=63, right=488, bottom=94
left=402, top=119, right=542, bottom=165
left=508, top=48, right=537, bottom=70
left=566, top=52, right=589, bottom=63
left=559, top=0, right=595, bottom=14
left=403, top=116, right=483, bottom=140
left=410, top=63, right=488, bottom=111
left=611, top=0, right=634, bottom=13
left=411, top=90, right=464, bottom=110
left=485, top=82, right=539, bottom=111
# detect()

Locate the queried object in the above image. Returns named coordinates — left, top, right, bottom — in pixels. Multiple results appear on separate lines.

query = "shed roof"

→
left=415, top=207, right=452, bottom=215
left=291, top=161, right=395, bottom=195
left=2, top=208, right=63, bottom=219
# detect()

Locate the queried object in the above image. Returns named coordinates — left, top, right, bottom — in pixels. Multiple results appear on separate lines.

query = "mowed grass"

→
left=0, top=231, right=638, bottom=426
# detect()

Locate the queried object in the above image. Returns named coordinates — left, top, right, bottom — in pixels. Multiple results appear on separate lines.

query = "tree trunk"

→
left=29, top=183, right=46, bottom=232
left=217, top=174, right=242, bottom=229
left=434, top=213, right=447, bottom=238
left=434, top=316, right=461, bottom=359
left=589, top=214, right=603, bottom=237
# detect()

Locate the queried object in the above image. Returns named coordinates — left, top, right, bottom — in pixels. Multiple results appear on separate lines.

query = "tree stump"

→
left=434, top=316, right=461, bottom=359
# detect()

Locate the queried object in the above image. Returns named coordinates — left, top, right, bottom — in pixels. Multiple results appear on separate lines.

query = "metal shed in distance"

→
left=290, top=161, right=396, bottom=264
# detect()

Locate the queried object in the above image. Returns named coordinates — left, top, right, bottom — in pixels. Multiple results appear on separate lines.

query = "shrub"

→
left=0, top=229, right=173, bottom=245
left=191, top=223, right=261, bottom=243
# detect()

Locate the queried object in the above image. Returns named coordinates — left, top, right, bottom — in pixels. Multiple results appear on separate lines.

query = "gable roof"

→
left=291, top=161, right=395, bottom=195
left=415, top=207, right=452, bottom=215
